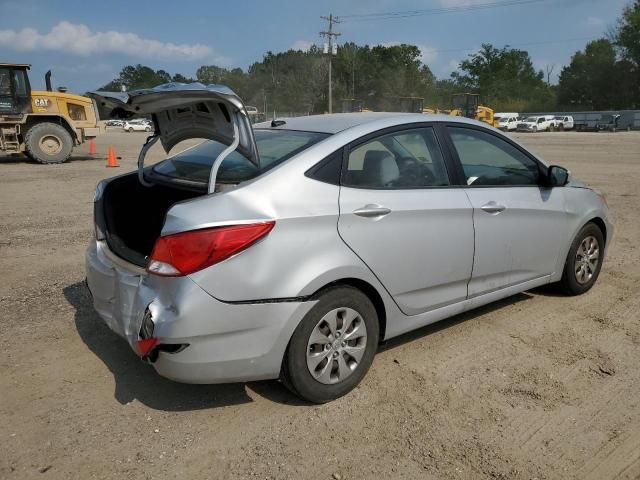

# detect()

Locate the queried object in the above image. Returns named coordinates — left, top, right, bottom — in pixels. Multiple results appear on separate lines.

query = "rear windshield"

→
left=152, top=129, right=329, bottom=185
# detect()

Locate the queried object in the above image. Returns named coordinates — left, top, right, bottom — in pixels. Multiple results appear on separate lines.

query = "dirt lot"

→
left=1, top=129, right=639, bottom=480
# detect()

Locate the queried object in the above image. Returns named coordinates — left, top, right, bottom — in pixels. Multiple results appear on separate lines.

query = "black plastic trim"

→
left=304, top=148, right=344, bottom=185
left=223, top=295, right=311, bottom=305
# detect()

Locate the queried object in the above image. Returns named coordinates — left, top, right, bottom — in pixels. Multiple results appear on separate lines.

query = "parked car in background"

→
left=597, top=114, right=622, bottom=132
left=245, top=105, right=258, bottom=114
left=86, top=84, right=613, bottom=403
left=123, top=119, right=152, bottom=132
left=517, top=115, right=555, bottom=132
left=554, top=116, right=574, bottom=130
left=105, top=119, right=124, bottom=127
left=496, top=113, right=519, bottom=131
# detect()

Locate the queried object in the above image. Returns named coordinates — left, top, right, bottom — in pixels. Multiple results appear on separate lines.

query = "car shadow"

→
left=63, top=281, right=305, bottom=411
left=64, top=280, right=545, bottom=411
left=0, top=153, right=104, bottom=164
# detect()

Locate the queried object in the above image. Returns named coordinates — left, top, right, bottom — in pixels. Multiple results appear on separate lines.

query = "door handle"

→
left=481, top=202, right=506, bottom=214
left=353, top=204, right=392, bottom=218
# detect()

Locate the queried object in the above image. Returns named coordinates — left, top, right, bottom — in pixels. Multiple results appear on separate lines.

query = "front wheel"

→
left=127, top=128, right=133, bottom=132
left=281, top=286, right=379, bottom=403
left=24, top=122, right=74, bottom=164
left=558, top=223, right=605, bottom=295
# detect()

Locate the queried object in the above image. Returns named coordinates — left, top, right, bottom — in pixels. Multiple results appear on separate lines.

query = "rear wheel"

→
left=24, top=122, right=73, bottom=164
left=558, top=223, right=604, bottom=295
left=281, top=286, right=379, bottom=403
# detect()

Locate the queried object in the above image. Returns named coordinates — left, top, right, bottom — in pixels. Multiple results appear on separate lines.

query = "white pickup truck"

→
left=516, top=115, right=556, bottom=132
left=496, top=112, right=519, bottom=131
left=554, top=115, right=574, bottom=130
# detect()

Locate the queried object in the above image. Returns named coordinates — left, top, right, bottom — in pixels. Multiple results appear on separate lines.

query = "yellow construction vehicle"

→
left=341, top=99, right=369, bottom=113
left=0, top=63, right=100, bottom=163
left=450, top=93, right=499, bottom=128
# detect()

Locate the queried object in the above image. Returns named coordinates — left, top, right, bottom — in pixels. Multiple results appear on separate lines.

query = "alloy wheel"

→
left=306, top=307, right=368, bottom=384
left=575, top=235, right=600, bottom=284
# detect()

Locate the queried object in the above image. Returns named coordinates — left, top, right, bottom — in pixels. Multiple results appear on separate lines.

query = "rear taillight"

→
left=147, top=221, right=275, bottom=276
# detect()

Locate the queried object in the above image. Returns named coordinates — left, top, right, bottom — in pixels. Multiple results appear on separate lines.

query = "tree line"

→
left=99, top=0, right=640, bottom=113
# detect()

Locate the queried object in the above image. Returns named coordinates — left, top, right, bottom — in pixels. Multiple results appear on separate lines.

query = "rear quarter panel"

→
left=165, top=163, right=379, bottom=302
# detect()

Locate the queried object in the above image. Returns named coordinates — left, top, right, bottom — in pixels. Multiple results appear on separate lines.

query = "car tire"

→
left=127, top=128, right=133, bottom=132
left=558, top=223, right=605, bottom=296
left=281, top=286, right=379, bottom=403
left=145, top=127, right=151, bottom=132
left=533, top=126, right=538, bottom=133
left=24, top=122, right=73, bottom=164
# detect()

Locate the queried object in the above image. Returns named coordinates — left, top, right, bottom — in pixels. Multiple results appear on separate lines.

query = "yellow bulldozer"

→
left=449, top=93, right=499, bottom=128
left=0, top=63, right=100, bottom=163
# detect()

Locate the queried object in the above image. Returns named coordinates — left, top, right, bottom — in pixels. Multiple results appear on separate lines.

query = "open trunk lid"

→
left=90, top=83, right=260, bottom=267
left=89, top=83, right=259, bottom=190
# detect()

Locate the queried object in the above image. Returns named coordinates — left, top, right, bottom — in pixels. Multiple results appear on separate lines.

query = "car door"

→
left=445, top=125, right=568, bottom=297
left=338, top=125, right=475, bottom=316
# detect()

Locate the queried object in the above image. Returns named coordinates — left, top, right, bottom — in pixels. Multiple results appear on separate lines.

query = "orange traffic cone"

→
left=106, top=145, right=119, bottom=168
left=89, top=139, right=97, bottom=156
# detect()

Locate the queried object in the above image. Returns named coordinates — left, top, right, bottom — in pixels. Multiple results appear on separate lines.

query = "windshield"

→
left=152, top=129, right=329, bottom=185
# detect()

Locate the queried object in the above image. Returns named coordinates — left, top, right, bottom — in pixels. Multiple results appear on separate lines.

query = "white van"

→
left=495, top=112, right=519, bottom=131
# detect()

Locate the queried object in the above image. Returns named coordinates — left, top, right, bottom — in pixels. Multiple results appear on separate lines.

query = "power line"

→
left=433, top=36, right=598, bottom=55
left=338, top=0, right=554, bottom=22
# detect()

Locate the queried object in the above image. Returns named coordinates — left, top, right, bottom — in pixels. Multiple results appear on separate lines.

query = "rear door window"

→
left=152, top=129, right=329, bottom=185
left=344, top=127, right=450, bottom=189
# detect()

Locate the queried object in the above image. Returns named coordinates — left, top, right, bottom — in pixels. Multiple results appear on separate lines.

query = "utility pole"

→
left=545, top=64, right=555, bottom=85
left=320, top=14, right=340, bottom=113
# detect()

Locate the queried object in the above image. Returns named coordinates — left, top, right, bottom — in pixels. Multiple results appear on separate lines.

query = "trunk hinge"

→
left=138, top=135, right=159, bottom=187
left=136, top=113, right=242, bottom=192
left=208, top=114, right=240, bottom=194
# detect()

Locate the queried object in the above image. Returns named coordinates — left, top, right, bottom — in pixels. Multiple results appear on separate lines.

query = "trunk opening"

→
left=100, top=173, right=202, bottom=267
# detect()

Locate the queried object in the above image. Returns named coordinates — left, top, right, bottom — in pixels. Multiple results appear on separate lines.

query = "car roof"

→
left=254, top=112, right=483, bottom=134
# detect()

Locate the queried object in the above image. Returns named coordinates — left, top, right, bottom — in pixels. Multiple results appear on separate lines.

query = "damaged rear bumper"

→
left=84, top=240, right=315, bottom=383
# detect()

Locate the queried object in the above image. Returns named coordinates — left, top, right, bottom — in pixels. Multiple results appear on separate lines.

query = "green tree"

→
left=615, top=0, right=640, bottom=66
left=99, top=64, right=172, bottom=91
left=611, top=0, right=640, bottom=107
left=451, top=44, right=552, bottom=110
left=557, top=39, right=634, bottom=109
left=171, top=73, right=195, bottom=83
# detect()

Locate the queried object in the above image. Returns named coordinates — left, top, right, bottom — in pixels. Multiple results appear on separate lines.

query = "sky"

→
left=0, top=0, right=630, bottom=93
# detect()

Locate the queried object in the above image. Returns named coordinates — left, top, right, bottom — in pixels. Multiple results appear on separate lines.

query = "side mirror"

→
left=548, top=165, right=569, bottom=187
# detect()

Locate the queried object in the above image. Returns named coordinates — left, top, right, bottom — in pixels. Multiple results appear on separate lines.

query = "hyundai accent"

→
left=86, top=84, right=612, bottom=403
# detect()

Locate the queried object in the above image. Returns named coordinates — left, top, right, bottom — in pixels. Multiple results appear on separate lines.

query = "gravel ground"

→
left=1, top=128, right=639, bottom=480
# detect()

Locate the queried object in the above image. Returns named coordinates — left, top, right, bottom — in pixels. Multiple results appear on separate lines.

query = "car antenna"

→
left=271, top=119, right=286, bottom=127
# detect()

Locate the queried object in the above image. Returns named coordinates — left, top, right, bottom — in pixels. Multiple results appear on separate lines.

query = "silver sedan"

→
left=86, top=85, right=612, bottom=403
